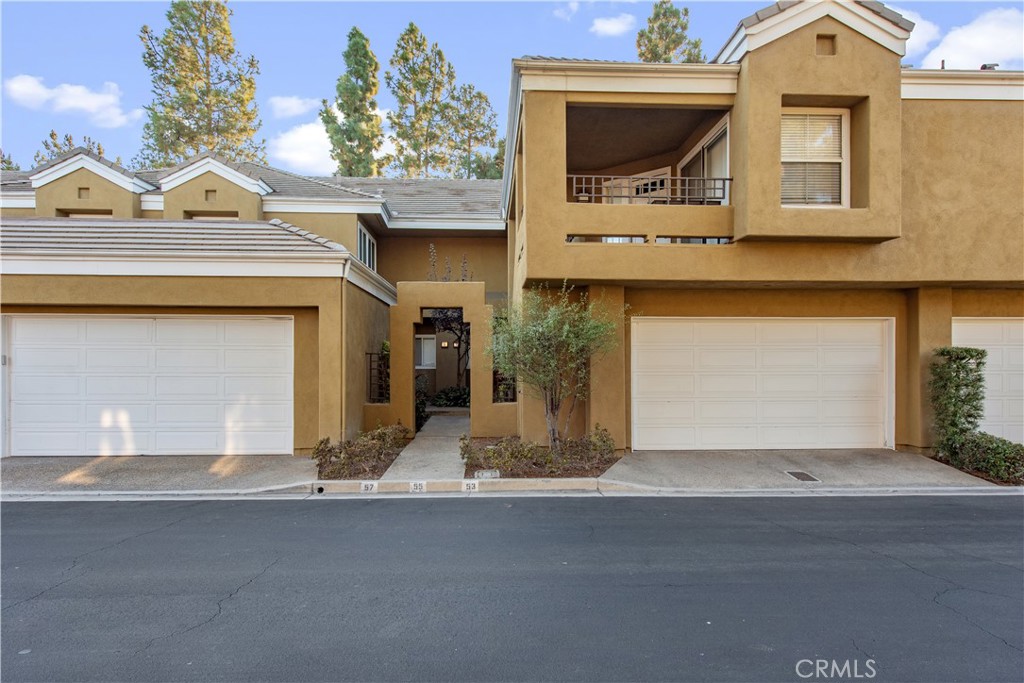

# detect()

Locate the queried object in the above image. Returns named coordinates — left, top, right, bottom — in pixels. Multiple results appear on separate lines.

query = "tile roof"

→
left=0, top=170, right=32, bottom=191
left=29, top=146, right=144, bottom=180
left=0, top=217, right=348, bottom=257
left=737, top=0, right=914, bottom=31
left=314, top=176, right=502, bottom=217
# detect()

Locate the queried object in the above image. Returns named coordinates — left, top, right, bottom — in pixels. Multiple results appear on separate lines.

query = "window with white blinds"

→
left=781, top=109, right=849, bottom=207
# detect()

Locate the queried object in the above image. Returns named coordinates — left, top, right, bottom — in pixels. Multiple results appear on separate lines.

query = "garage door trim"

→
left=630, top=316, right=896, bottom=451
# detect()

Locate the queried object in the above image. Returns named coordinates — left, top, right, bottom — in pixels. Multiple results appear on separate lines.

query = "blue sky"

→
left=2, top=1, right=1022, bottom=174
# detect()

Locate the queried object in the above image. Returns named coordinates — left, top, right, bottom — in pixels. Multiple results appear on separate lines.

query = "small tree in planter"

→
left=490, top=284, right=620, bottom=451
left=929, top=346, right=987, bottom=459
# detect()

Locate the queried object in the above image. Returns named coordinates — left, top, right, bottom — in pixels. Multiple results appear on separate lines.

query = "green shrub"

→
left=929, top=346, right=987, bottom=458
left=431, top=385, right=470, bottom=407
left=414, top=375, right=429, bottom=431
left=955, top=432, right=1024, bottom=484
left=312, top=424, right=410, bottom=479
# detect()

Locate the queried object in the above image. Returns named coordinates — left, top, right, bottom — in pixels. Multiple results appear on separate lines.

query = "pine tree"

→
left=384, top=23, right=456, bottom=177
left=1, top=149, right=20, bottom=171
left=446, top=84, right=497, bottom=179
left=137, top=0, right=265, bottom=167
left=321, top=27, right=383, bottom=177
left=470, top=137, right=505, bottom=180
left=636, top=1, right=704, bottom=64
left=32, top=130, right=121, bottom=167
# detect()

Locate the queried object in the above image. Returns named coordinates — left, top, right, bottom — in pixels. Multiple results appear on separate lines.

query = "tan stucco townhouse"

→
left=1, top=0, right=1021, bottom=460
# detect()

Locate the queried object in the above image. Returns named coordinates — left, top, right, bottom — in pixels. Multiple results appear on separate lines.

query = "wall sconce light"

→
left=440, top=341, right=449, bottom=348
left=452, top=341, right=460, bottom=348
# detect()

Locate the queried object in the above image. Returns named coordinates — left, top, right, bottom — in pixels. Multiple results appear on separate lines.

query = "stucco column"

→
left=905, top=287, right=952, bottom=449
left=587, top=285, right=626, bottom=448
left=318, top=291, right=345, bottom=442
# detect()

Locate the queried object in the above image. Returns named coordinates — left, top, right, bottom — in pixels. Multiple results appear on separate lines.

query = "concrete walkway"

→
left=1, top=454, right=316, bottom=494
left=601, top=448, right=994, bottom=490
left=380, top=415, right=468, bottom=481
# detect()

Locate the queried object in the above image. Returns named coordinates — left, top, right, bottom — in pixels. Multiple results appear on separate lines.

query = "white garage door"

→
left=631, top=318, right=893, bottom=450
left=4, top=316, right=293, bottom=456
left=952, top=318, right=1024, bottom=444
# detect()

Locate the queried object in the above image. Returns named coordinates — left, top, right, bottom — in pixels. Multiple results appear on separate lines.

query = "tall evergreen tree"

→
left=137, top=0, right=265, bottom=167
left=470, top=137, right=505, bottom=180
left=636, top=1, right=704, bottom=64
left=1, top=148, right=21, bottom=171
left=384, top=23, right=456, bottom=178
left=445, top=84, right=497, bottom=179
left=321, top=27, right=383, bottom=177
left=32, top=130, right=121, bottom=166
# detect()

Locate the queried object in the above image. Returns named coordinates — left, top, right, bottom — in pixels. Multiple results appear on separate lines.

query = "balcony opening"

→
left=566, top=105, right=731, bottom=205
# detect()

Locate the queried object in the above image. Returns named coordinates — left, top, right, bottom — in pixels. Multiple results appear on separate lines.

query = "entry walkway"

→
left=381, top=415, right=468, bottom=481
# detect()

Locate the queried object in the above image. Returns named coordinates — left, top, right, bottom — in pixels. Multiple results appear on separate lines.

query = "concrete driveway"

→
left=601, top=448, right=995, bottom=491
left=1, top=455, right=316, bottom=495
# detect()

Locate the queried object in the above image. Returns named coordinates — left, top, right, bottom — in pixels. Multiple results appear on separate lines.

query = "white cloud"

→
left=589, top=13, right=636, bottom=37
left=554, top=1, right=579, bottom=22
left=921, top=8, right=1024, bottom=70
left=889, top=5, right=940, bottom=60
left=269, top=119, right=335, bottom=175
left=268, top=95, right=320, bottom=119
left=3, top=74, right=142, bottom=128
left=269, top=108, right=394, bottom=176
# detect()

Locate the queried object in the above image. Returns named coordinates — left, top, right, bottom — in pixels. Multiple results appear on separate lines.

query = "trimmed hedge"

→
left=955, top=432, right=1024, bottom=485
left=929, top=346, right=987, bottom=459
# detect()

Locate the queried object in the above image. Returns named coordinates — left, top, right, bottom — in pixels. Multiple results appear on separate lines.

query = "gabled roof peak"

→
left=714, top=0, right=914, bottom=64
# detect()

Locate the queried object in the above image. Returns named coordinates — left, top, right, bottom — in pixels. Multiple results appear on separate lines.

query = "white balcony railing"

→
left=568, top=175, right=731, bottom=206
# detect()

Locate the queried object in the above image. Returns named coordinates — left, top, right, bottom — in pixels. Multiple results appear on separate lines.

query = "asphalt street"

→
left=2, top=496, right=1022, bottom=683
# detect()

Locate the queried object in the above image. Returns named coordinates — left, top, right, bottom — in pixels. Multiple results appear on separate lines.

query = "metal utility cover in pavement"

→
left=786, top=470, right=821, bottom=482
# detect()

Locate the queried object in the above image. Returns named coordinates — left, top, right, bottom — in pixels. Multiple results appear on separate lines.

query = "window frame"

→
left=414, top=334, right=436, bottom=370
left=357, top=222, right=377, bottom=272
left=677, top=113, right=730, bottom=206
left=780, top=107, right=850, bottom=209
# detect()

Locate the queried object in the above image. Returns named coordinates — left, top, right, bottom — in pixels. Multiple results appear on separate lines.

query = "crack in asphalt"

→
left=851, top=637, right=872, bottom=659
left=757, top=514, right=1023, bottom=653
left=131, top=556, right=283, bottom=657
left=2, top=502, right=212, bottom=612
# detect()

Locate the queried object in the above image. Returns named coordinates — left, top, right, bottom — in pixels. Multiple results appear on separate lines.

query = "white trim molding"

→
left=387, top=217, right=507, bottom=232
left=30, top=155, right=156, bottom=193
left=901, top=71, right=1024, bottom=101
left=140, top=195, right=164, bottom=211
left=262, top=195, right=385, bottom=215
left=159, top=157, right=273, bottom=196
left=0, top=192, right=36, bottom=209
left=714, top=0, right=911, bottom=63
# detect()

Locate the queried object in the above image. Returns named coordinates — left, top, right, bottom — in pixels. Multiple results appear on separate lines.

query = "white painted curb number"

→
left=462, top=480, right=479, bottom=493
left=409, top=481, right=426, bottom=493
left=360, top=481, right=378, bottom=493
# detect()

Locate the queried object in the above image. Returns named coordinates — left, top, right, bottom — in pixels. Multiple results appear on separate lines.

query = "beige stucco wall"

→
left=162, top=171, right=262, bottom=220
left=0, top=207, right=37, bottom=218
left=1, top=274, right=345, bottom=453
left=33, top=168, right=139, bottom=218
left=377, top=236, right=509, bottom=303
left=343, top=281, right=390, bottom=440
left=263, top=212, right=359, bottom=253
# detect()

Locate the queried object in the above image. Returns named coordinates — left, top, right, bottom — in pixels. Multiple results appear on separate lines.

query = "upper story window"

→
left=357, top=222, right=377, bottom=272
left=781, top=108, right=849, bottom=208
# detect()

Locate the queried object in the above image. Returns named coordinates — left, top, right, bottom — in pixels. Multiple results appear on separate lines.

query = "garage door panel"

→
left=699, top=374, right=757, bottom=395
left=761, top=374, right=819, bottom=394
left=156, top=376, right=221, bottom=397
left=760, top=348, right=819, bottom=369
left=225, top=348, right=292, bottom=370
left=7, top=316, right=294, bottom=456
left=156, top=348, right=221, bottom=370
left=86, top=348, right=152, bottom=370
left=632, top=399, right=695, bottom=423
left=86, top=431, right=152, bottom=456
left=15, top=375, right=81, bottom=397
left=13, top=431, right=83, bottom=455
left=86, top=319, right=152, bottom=343
left=634, top=348, right=693, bottom=372
left=632, top=318, right=891, bottom=450
left=87, top=376, right=150, bottom=397
left=156, top=319, right=221, bottom=343
left=225, top=376, right=289, bottom=399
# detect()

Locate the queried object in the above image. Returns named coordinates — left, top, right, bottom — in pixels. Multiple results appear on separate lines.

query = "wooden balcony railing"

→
left=568, top=175, right=731, bottom=206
